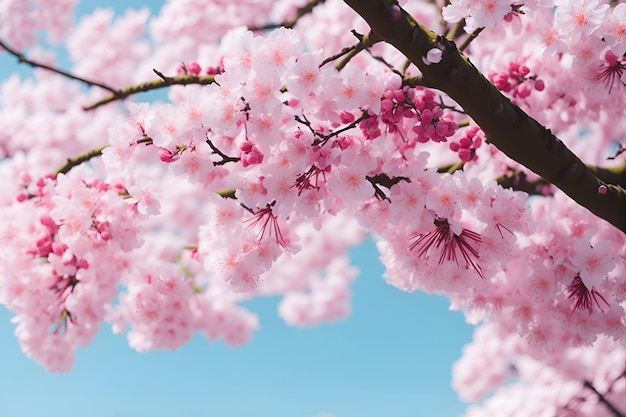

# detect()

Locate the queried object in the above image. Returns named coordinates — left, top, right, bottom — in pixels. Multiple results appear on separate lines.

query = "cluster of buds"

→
left=489, top=60, right=545, bottom=100
left=177, top=61, right=222, bottom=76
left=449, top=125, right=483, bottom=162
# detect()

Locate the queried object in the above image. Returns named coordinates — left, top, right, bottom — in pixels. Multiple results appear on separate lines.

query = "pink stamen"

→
left=409, top=218, right=484, bottom=278
left=245, top=203, right=286, bottom=247
left=567, top=275, right=609, bottom=314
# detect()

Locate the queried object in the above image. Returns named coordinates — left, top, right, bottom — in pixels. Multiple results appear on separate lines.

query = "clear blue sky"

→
left=0, top=2, right=475, bottom=416
left=0, top=241, right=474, bottom=417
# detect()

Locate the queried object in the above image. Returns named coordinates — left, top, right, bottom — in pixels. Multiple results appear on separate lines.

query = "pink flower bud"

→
left=159, top=147, right=176, bottom=163
left=518, top=65, right=530, bottom=77
left=534, top=79, right=545, bottom=91
left=239, top=141, right=253, bottom=152
left=16, top=190, right=28, bottom=202
left=459, top=137, right=472, bottom=148
left=381, top=99, right=394, bottom=112
left=515, top=83, right=531, bottom=98
left=187, top=61, right=201, bottom=75
left=459, top=148, right=473, bottom=162
left=383, top=90, right=394, bottom=100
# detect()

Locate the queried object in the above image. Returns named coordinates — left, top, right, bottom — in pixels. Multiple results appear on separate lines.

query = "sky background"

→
left=0, top=2, right=476, bottom=416
left=0, top=241, right=475, bottom=417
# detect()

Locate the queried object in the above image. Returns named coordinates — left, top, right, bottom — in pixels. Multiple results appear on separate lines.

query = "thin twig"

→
left=584, top=380, right=626, bottom=417
left=294, top=111, right=370, bottom=146
left=366, top=49, right=405, bottom=78
left=320, top=30, right=381, bottom=69
left=458, top=27, right=484, bottom=52
left=250, top=0, right=327, bottom=30
left=0, top=39, right=117, bottom=93
left=206, top=137, right=240, bottom=166
left=608, top=143, right=625, bottom=160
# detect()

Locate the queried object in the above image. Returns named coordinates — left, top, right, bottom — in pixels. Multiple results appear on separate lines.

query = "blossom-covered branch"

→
left=343, top=0, right=626, bottom=233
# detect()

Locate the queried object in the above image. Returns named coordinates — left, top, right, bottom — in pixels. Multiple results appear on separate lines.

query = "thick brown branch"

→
left=83, top=72, right=216, bottom=111
left=496, top=169, right=554, bottom=196
left=588, top=162, right=626, bottom=189
left=343, top=0, right=626, bottom=233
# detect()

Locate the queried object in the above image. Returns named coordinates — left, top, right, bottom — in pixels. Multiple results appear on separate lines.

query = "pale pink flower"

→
left=602, top=3, right=626, bottom=56
left=554, top=0, right=609, bottom=40
left=285, top=50, right=323, bottom=98
left=569, top=240, right=615, bottom=290
left=127, top=182, right=161, bottom=216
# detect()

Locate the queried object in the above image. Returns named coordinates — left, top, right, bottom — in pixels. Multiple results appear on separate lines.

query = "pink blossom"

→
left=1, top=4, right=626, bottom=409
left=554, top=0, right=609, bottom=40
left=603, top=3, right=626, bottom=56
left=569, top=240, right=615, bottom=291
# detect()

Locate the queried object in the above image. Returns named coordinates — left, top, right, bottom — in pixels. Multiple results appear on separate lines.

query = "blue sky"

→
left=0, top=2, right=475, bottom=416
left=0, top=241, right=474, bottom=417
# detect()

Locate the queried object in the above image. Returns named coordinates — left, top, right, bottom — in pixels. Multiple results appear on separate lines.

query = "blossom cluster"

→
left=0, top=6, right=625, bottom=415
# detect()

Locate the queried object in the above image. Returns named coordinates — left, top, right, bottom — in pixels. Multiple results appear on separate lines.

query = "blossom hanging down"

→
left=409, top=218, right=484, bottom=279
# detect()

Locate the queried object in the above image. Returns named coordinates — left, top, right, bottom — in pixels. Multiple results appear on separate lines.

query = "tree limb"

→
left=83, top=71, right=216, bottom=110
left=343, top=0, right=626, bottom=233
left=54, top=146, right=107, bottom=177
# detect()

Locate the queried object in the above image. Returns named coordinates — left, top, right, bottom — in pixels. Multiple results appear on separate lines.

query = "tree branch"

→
left=250, top=0, right=327, bottom=31
left=588, top=162, right=626, bottom=189
left=584, top=380, right=626, bottom=417
left=54, top=146, right=107, bottom=177
left=0, top=39, right=117, bottom=93
left=0, top=39, right=218, bottom=112
left=343, top=0, right=626, bottom=234
left=457, top=27, right=484, bottom=52
left=83, top=71, right=216, bottom=111
left=319, top=30, right=381, bottom=70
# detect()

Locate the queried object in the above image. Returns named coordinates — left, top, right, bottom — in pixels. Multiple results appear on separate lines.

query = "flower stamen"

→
left=245, top=203, right=286, bottom=247
left=567, top=275, right=609, bottom=314
left=409, top=218, right=484, bottom=278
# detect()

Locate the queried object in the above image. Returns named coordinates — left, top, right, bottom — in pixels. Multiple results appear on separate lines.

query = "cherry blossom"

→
left=1, top=1, right=626, bottom=415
